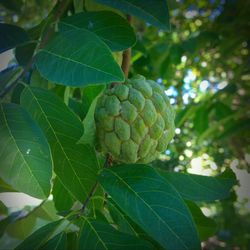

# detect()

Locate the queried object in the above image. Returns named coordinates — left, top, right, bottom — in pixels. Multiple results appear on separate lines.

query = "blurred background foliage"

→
left=0, top=0, right=249, bottom=249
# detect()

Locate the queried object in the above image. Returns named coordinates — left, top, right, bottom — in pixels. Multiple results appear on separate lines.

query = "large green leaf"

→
left=59, top=11, right=136, bottom=51
left=52, top=177, right=75, bottom=213
left=15, top=220, right=63, bottom=250
left=95, top=0, right=170, bottom=30
left=186, top=201, right=217, bottom=241
left=40, top=232, right=67, bottom=250
left=35, top=29, right=124, bottom=87
left=158, top=169, right=237, bottom=202
left=99, top=164, right=200, bottom=250
left=0, top=23, right=30, bottom=53
left=78, top=217, right=153, bottom=250
left=0, top=103, right=52, bottom=199
left=20, top=86, right=100, bottom=203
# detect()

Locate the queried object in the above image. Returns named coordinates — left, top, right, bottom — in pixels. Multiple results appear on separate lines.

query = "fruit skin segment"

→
left=95, top=75, right=175, bottom=164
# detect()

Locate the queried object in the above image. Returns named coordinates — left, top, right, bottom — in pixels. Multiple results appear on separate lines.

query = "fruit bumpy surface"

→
left=95, top=75, right=175, bottom=164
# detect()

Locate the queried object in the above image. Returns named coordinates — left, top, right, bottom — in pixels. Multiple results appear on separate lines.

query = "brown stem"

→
left=121, top=49, right=131, bottom=79
left=121, top=15, right=132, bottom=79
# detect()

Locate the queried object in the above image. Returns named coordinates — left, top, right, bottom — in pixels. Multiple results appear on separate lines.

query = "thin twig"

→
left=80, top=181, right=99, bottom=214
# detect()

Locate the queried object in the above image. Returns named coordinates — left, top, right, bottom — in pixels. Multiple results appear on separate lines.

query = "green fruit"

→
left=95, top=75, right=175, bottom=164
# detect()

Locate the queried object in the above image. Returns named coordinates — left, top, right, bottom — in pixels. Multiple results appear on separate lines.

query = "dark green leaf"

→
left=78, top=217, right=153, bottom=250
left=78, top=84, right=105, bottom=145
left=68, top=98, right=86, bottom=120
left=20, top=87, right=100, bottom=203
left=66, top=232, right=78, bottom=250
left=0, top=0, right=22, bottom=11
left=194, top=104, right=209, bottom=135
left=35, top=29, right=124, bottom=87
left=40, top=232, right=67, bottom=250
left=0, top=23, right=30, bottom=53
left=186, top=201, right=217, bottom=241
left=95, top=0, right=170, bottom=30
left=15, top=220, right=63, bottom=250
left=52, top=177, right=75, bottom=213
left=59, top=11, right=136, bottom=51
left=158, top=168, right=237, bottom=202
left=0, top=66, right=23, bottom=93
left=107, top=199, right=137, bottom=236
left=11, top=83, right=25, bottom=104
left=0, top=103, right=52, bottom=199
left=99, top=164, right=200, bottom=250
left=15, top=42, right=37, bottom=67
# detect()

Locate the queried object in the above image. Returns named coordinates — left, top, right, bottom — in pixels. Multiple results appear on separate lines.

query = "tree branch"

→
left=0, top=0, right=72, bottom=98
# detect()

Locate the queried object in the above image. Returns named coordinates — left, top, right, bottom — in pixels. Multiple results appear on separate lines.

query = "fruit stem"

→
left=121, top=15, right=132, bottom=79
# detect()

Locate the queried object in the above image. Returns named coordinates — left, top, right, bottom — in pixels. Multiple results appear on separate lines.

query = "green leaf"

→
left=15, top=42, right=37, bottom=67
left=0, top=201, right=8, bottom=215
left=59, top=11, right=136, bottom=51
left=33, top=200, right=59, bottom=221
left=99, top=164, right=200, bottom=250
left=0, top=211, right=23, bottom=237
left=0, top=178, right=16, bottom=192
left=40, top=232, right=67, bottom=250
left=185, top=201, right=217, bottom=241
left=194, top=104, right=209, bottom=135
left=20, top=86, right=100, bottom=203
left=35, top=29, right=124, bottom=87
left=7, top=212, right=37, bottom=239
left=158, top=169, right=237, bottom=202
left=68, top=98, right=86, bottom=120
left=0, top=66, right=23, bottom=93
left=52, top=177, right=75, bottom=213
left=95, top=0, right=170, bottom=30
left=0, top=103, right=52, bottom=199
left=0, top=23, right=30, bottom=53
left=78, top=84, right=105, bottom=145
left=66, top=232, right=78, bottom=250
left=15, top=220, right=63, bottom=250
left=107, top=199, right=137, bottom=236
left=78, top=217, right=153, bottom=250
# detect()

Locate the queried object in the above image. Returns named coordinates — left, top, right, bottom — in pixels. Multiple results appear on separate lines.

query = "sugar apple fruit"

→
left=95, top=75, right=175, bottom=164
